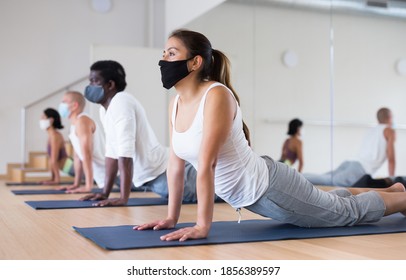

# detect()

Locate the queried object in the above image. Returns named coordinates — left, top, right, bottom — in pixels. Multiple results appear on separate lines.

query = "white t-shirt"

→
left=171, top=82, right=269, bottom=208
left=356, top=124, right=389, bottom=175
left=99, top=91, right=168, bottom=187
left=69, top=112, right=106, bottom=188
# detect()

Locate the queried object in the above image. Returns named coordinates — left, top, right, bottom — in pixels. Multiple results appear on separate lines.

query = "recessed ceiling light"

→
left=92, top=0, right=112, bottom=13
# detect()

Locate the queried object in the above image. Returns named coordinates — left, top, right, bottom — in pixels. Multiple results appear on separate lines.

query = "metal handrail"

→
left=20, top=75, right=88, bottom=167
left=262, top=119, right=406, bottom=129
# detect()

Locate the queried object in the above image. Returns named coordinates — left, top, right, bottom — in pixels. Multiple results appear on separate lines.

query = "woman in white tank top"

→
left=135, top=29, right=406, bottom=241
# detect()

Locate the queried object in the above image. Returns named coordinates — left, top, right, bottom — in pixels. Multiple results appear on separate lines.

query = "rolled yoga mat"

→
left=73, top=213, right=406, bottom=250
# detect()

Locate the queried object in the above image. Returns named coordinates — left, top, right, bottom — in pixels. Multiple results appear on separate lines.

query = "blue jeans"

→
left=140, top=162, right=221, bottom=203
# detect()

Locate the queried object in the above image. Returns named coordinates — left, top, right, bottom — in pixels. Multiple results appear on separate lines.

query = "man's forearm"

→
left=118, top=157, right=133, bottom=203
left=103, top=157, right=118, bottom=197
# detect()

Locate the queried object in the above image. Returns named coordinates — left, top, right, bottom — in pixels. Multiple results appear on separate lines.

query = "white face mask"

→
left=39, top=119, right=51, bottom=130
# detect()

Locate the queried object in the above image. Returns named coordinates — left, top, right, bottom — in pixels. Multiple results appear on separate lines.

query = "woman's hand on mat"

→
left=92, top=198, right=127, bottom=207
left=134, top=218, right=176, bottom=231
left=159, top=225, right=208, bottom=242
left=66, top=186, right=92, bottom=194
left=79, top=193, right=107, bottom=201
left=60, top=184, right=79, bottom=191
left=66, top=184, right=79, bottom=190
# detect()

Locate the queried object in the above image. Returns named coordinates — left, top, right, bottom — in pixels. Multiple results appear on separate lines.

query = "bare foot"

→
left=384, top=183, right=406, bottom=217
left=386, top=183, right=405, bottom=193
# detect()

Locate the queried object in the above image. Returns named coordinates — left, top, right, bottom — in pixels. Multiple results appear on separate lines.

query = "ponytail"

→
left=210, top=49, right=251, bottom=146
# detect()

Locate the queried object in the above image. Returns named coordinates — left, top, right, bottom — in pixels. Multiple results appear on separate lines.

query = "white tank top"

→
left=356, top=124, right=388, bottom=175
left=69, top=112, right=106, bottom=188
left=172, top=82, right=269, bottom=208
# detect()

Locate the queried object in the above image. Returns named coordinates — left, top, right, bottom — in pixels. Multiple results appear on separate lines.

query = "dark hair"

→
left=44, top=108, right=64, bottom=129
left=287, top=118, right=303, bottom=136
left=169, top=29, right=251, bottom=145
left=90, top=60, right=127, bottom=92
left=377, top=107, right=391, bottom=123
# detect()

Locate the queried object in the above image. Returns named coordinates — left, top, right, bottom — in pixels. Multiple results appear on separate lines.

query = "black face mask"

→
left=158, top=58, right=193, bottom=90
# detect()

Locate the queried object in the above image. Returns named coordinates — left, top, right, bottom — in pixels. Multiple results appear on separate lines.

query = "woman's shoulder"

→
left=48, top=130, right=64, bottom=143
left=290, top=136, right=302, bottom=147
left=205, top=81, right=228, bottom=92
left=205, top=85, right=235, bottom=112
left=205, top=82, right=233, bottom=99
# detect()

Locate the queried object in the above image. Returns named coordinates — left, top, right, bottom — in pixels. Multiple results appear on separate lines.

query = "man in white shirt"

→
left=80, top=60, right=200, bottom=206
left=57, top=91, right=106, bottom=193
left=304, top=108, right=396, bottom=187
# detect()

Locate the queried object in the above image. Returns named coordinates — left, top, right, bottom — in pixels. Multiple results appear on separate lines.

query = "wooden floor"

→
left=1, top=179, right=406, bottom=260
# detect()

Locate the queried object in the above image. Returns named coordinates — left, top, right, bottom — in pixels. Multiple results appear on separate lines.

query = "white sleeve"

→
left=99, top=107, right=115, bottom=159
left=109, top=100, right=136, bottom=158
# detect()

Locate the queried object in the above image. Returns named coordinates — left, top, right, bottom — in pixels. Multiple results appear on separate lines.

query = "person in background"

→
left=135, top=29, right=406, bottom=242
left=40, top=108, right=73, bottom=185
left=279, top=118, right=303, bottom=172
left=58, top=91, right=106, bottom=193
left=303, top=107, right=395, bottom=187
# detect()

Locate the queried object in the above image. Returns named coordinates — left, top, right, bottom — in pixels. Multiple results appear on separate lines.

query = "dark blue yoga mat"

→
left=73, top=213, right=406, bottom=250
left=6, top=181, right=74, bottom=186
left=25, top=197, right=172, bottom=209
left=12, top=187, right=148, bottom=195
left=13, top=188, right=105, bottom=195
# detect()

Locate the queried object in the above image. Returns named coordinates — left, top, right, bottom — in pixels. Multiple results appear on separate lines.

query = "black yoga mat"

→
left=25, top=197, right=172, bottom=209
left=73, top=213, right=406, bottom=250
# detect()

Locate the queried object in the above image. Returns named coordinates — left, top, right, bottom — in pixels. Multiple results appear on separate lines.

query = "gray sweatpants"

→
left=303, top=160, right=366, bottom=187
left=245, top=156, right=386, bottom=227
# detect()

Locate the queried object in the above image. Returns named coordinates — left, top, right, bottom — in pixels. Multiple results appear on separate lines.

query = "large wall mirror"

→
left=178, top=0, right=406, bottom=178
left=331, top=0, right=406, bottom=178
left=186, top=0, right=334, bottom=174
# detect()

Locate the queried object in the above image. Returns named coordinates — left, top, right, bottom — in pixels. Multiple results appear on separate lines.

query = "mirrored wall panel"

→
left=186, top=0, right=333, bottom=174
left=332, top=0, right=406, bottom=178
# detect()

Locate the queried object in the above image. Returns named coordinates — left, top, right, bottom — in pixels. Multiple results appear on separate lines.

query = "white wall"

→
left=0, top=0, right=148, bottom=173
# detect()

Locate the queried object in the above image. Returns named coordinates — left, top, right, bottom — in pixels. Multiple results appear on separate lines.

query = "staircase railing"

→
left=20, top=75, right=88, bottom=167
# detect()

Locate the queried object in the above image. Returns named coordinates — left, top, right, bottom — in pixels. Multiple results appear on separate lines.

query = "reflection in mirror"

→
left=332, top=0, right=406, bottom=186
left=185, top=0, right=333, bottom=174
